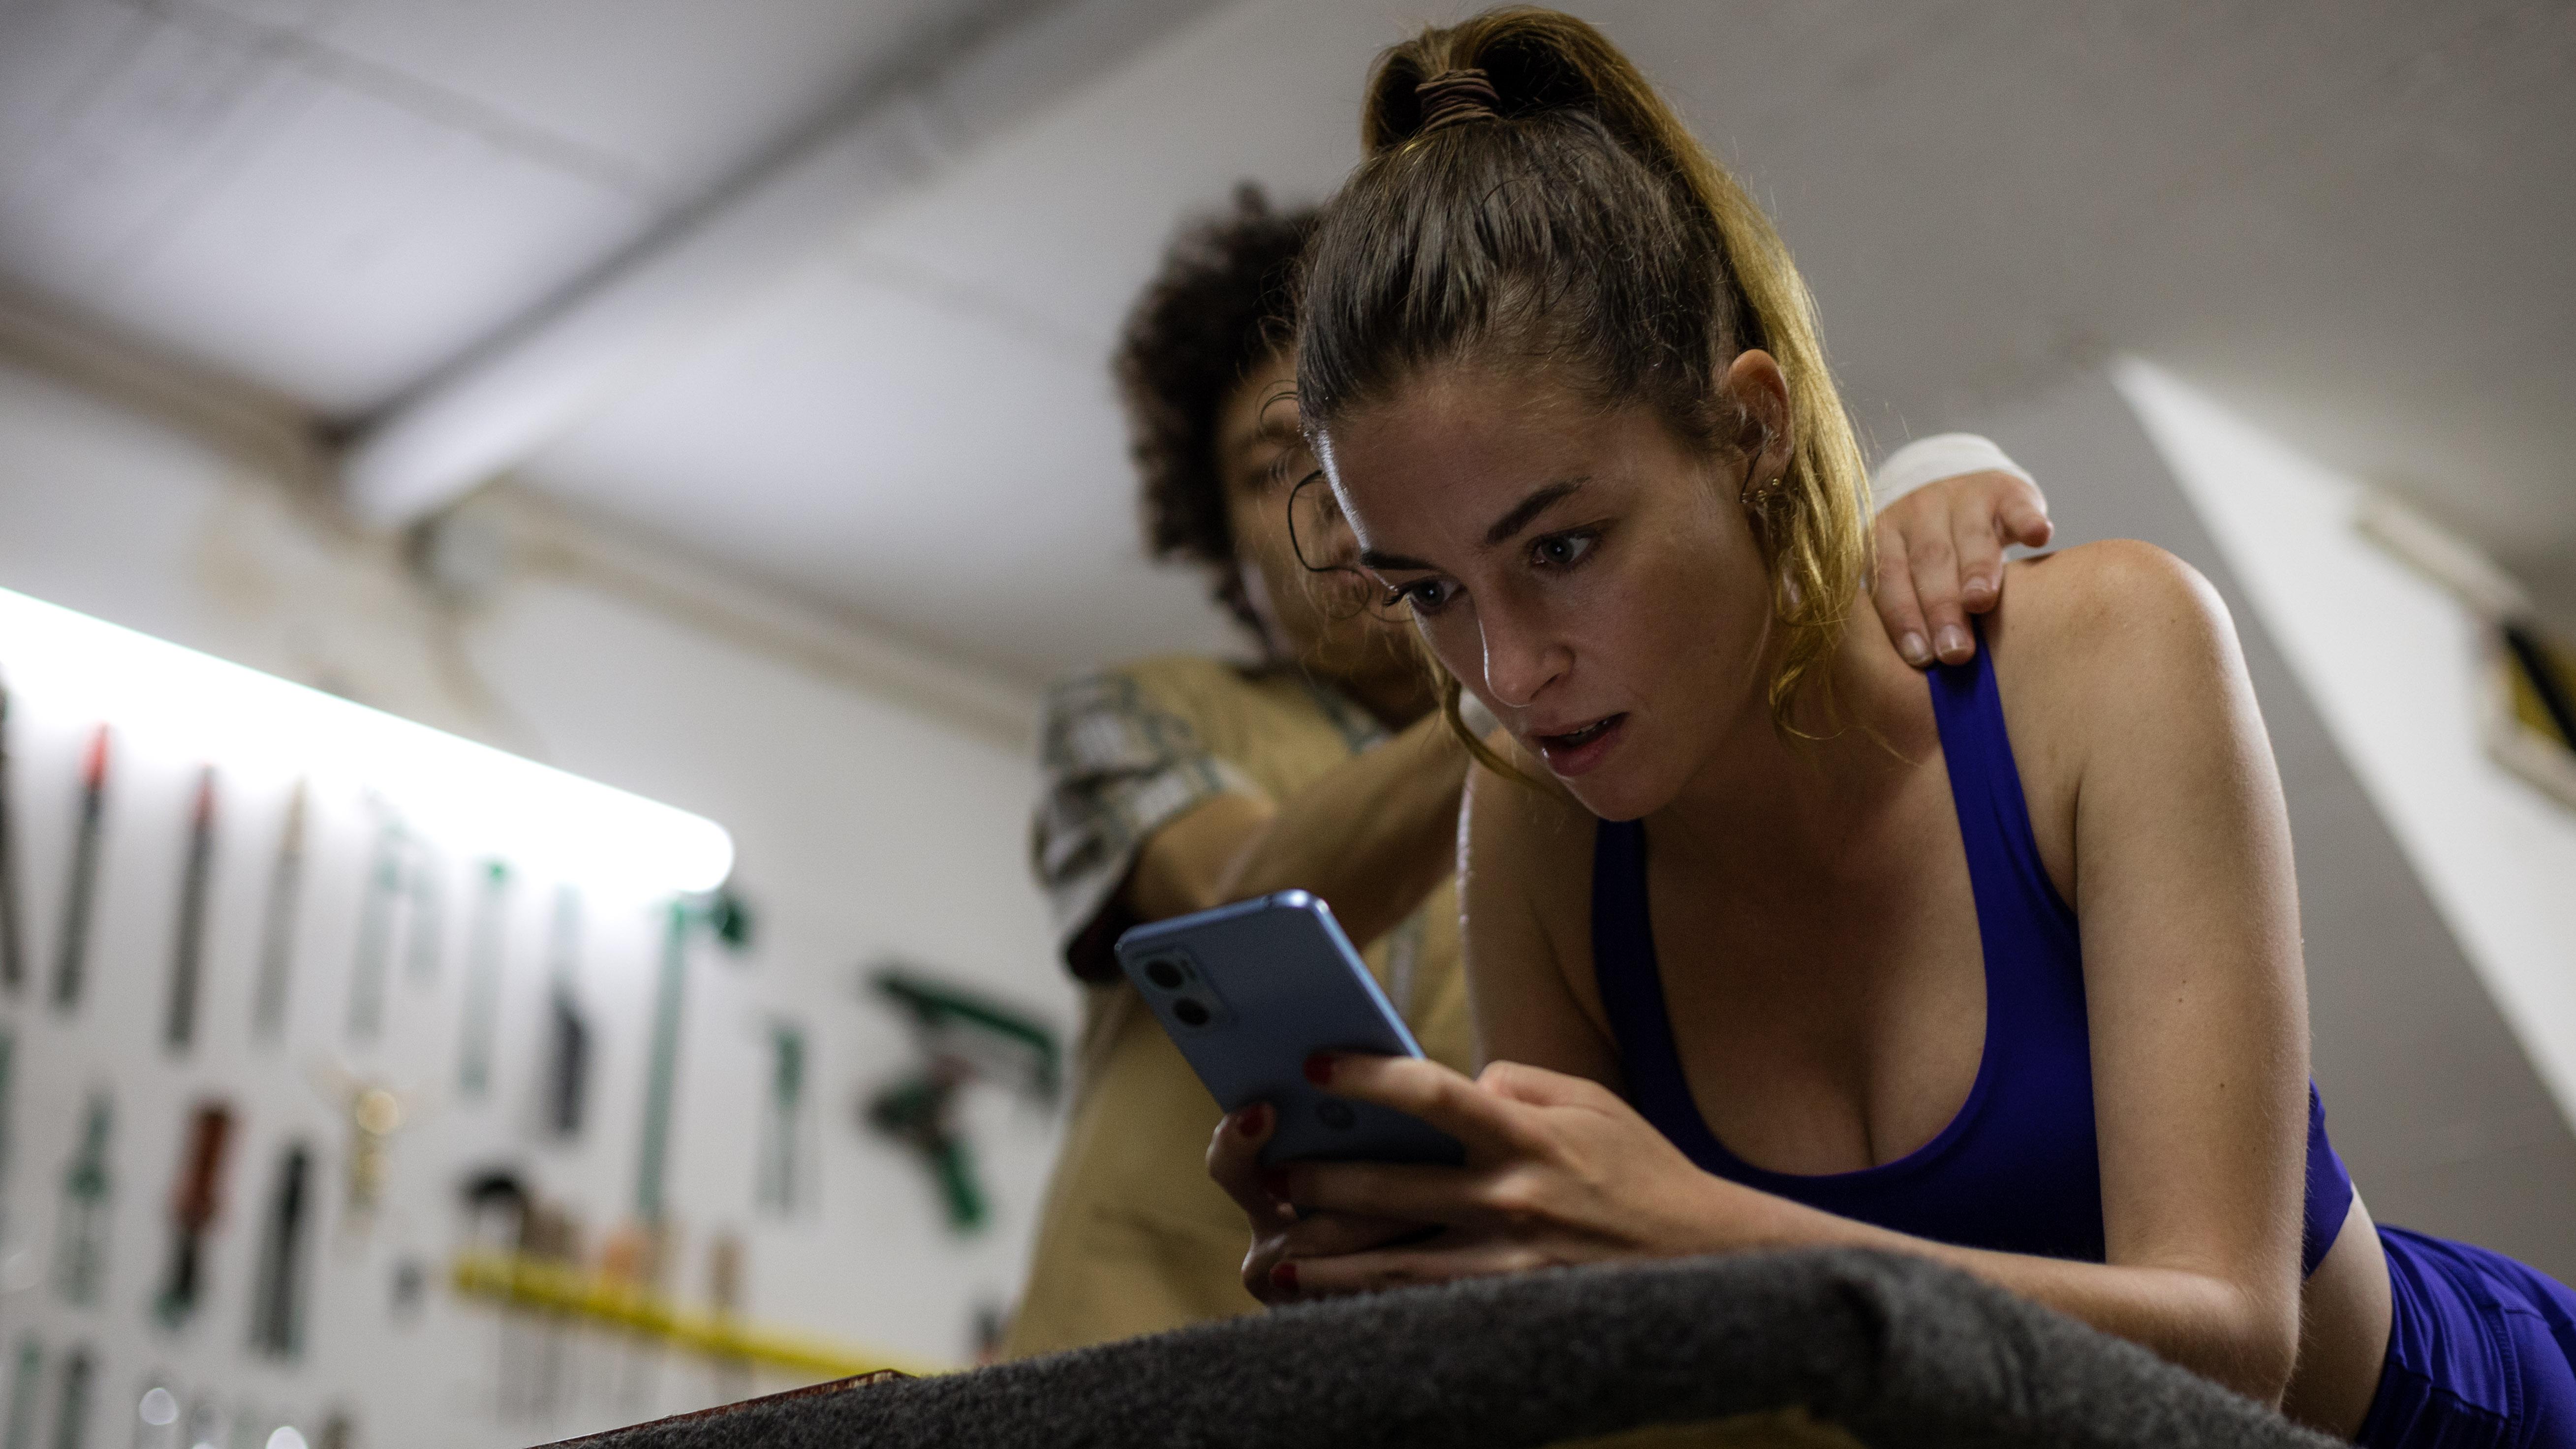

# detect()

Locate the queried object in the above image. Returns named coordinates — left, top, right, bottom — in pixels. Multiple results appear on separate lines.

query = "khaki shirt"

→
left=1003, top=655, right=1472, bottom=1358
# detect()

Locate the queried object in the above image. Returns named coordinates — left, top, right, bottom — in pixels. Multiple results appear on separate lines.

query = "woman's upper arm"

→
left=2041, top=543, right=2307, bottom=1316
left=1459, top=760, right=1623, bottom=1084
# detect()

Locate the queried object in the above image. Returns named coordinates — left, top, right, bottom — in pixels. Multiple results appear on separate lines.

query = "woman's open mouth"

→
left=1532, top=713, right=1627, bottom=776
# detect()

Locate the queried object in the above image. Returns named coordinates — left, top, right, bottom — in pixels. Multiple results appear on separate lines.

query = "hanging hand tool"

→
left=861, top=966, right=1061, bottom=1234
left=163, top=768, right=217, bottom=1053
left=247, top=1143, right=311, bottom=1359
left=47, top=1346, right=89, bottom=1449
left=0, top=1337, right=35, bottom=1449
left=456, top=862, right=512, bottom=1099
left=345, top=814, right=405, bottom=1041
left=540, top=888, right=588, bottom=1141
left=0, top=673, right=26, bottom=996
left=0, top=1029, right=15, bottom=1251
left=51, top=727, right=109, bottom=1012
left=153, top=1102, right=236, bottom=1327
left=49, top=1094, right=110, bottom=1306
left=632, top=889, right=750, bottom=1226
left=756, top=1023, right=804, bottom=1214
left=250, top=781, right=308, bottom=1044
left=403, top=842, right=443, bottom=985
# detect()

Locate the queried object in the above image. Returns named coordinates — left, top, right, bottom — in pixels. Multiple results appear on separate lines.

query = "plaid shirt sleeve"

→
left=1030, top=669, right=1260, bottom=981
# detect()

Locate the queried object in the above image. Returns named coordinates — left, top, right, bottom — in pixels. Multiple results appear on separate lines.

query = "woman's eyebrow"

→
left=1358, top=477, right=1591, bottom=572
left=1483, top=478, right=1587, bottom=546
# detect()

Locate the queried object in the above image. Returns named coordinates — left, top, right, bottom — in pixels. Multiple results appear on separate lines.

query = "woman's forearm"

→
left=1730, top=1189, right=2299, bottom=1405
left=1126, top=709, right=1469, bottom=947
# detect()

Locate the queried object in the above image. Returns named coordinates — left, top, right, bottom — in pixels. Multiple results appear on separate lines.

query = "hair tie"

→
left=1415, top=68, right=1500, bottom=135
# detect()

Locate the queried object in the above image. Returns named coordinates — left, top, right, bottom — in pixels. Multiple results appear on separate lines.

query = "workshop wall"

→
left=0, top=356, right=1074, bottom=1449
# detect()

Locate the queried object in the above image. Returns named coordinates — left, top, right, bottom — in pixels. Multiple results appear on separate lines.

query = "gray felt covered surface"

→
left=546, top=1249, right=2343, bottom=1449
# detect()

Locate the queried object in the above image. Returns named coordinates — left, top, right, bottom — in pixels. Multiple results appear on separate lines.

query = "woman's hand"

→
left=1872, top=470, right=2053, bottom=667
left=1212, top=1054, right=1777, bottom=1304
left=1207, top=1100, right=1434, bottom=1299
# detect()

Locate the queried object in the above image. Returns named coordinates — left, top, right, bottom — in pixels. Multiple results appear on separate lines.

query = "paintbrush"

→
left=51, top=726, right=108, bottom=1011
left=0, top=673, right=24, bottom=995
left=164, top=767, right=217, bottom=1051
left=250, top=781, right=307, bottom=1043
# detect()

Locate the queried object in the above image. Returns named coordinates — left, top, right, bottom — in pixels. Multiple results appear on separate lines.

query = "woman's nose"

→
left=1479, top=604, right=1566, bottom=710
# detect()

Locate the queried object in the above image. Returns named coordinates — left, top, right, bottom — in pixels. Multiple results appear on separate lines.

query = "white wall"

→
left=2118, top=359, right=2576, bottom=1126
left=0, top=355, right=1071, bottom=1448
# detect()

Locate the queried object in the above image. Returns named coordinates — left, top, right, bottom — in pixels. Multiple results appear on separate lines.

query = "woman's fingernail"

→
left=1270, top=1261, right=1299, bottom=1293
left=1963, top=579, right=1993, bottom=607
left=1239, top=1103, right=1272, bottom=1137
left=1259, top=1169, right=1292, bottom=1201
left=1936, top=625, right=1970, bottom=660
left=1898, top=632, right=1930, bottom=666
left=1303, top=1052, right=1334, bottom=1085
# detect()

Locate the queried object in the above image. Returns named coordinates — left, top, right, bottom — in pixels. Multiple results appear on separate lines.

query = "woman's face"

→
left=1320, top=365, right=1778, bottom=821
left=1215, top=354, right=1417, bottom=690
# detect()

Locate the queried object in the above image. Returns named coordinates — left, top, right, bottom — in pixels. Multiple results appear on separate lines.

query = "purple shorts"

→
left=2356, top=1227, right=2576, bottom=1449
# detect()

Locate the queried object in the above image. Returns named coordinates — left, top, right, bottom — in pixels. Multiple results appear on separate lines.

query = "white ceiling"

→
left=0, top=0, right=987, bottom=410
left=4, top=0, right=2572, bottom=684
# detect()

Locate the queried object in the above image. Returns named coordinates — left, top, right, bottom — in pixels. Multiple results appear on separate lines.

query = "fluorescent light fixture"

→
left=0, top=587, right=733, bottom=896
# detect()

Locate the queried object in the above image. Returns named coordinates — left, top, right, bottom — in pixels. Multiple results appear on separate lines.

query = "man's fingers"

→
left=1906, top=517, right=1973, bottom=665
left=1953, top=506, right=2009, bottom=616
left=1871, top=517, right=1934, bottom=668
left=2001, top=491, right=2054, bottom=549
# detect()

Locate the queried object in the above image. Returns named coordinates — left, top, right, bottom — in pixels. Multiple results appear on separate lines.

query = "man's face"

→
left=1213, top=352, right=1416, bottom=687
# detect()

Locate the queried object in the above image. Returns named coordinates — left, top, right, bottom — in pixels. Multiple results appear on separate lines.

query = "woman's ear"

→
left=1717, top=350, right=1794, bottom=500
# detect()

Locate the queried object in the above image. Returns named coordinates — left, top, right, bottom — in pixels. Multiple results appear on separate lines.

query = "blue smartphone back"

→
left=1115, top=891, right=1464, bottom=1168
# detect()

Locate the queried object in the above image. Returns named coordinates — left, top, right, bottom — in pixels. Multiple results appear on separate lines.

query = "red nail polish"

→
left=1270, top=1261, right=1299, bottom=1292
left=1259, top=1169, right=1291, bottom=1201
left=1303, top=1052, right=1333, bottom=1085
left=1240, top=1103, right=1272, bottom=1137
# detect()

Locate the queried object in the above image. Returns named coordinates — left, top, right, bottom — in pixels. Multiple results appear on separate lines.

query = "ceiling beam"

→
left=341, top=0, right=1234, bottom=529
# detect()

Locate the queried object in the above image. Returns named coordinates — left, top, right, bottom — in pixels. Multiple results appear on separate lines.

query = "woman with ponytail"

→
left=1205, top=10, right=2576, bottom=1443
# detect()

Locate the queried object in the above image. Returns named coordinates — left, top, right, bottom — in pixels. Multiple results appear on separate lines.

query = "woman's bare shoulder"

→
left=1986, top=540, right=2244, bottom=698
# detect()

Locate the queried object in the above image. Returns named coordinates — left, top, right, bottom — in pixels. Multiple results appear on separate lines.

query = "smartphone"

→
left=1115, top=891, right=1465, bottom=1168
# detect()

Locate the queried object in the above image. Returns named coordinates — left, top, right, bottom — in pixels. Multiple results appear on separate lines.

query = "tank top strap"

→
left=1589, top=817, right=1730, bottom=1167
left=1925, top=628, right=2081, bottom=963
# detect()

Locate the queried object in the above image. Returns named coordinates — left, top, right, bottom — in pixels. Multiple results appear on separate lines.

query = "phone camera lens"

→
left=1145, top=958, right=1185, bottom=990
left=1172, top=998, right=1211, bottom=1027
left=1316, top=1100, right=1357, bottom=1130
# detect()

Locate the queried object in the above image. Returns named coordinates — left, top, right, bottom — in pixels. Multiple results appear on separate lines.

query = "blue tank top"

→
left=1589, top=639, right=2355, bottom=1274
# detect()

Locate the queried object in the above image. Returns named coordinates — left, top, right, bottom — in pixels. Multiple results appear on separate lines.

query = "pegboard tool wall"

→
left=0, top=356, right=1072, bottom=1448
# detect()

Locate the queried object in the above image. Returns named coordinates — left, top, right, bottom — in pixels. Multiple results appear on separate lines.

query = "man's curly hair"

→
left=1116, top=184, right=1318, bottom=637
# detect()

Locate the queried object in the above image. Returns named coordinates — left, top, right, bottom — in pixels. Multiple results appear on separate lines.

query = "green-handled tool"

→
left=861, top=966, right=1060, bottom=1234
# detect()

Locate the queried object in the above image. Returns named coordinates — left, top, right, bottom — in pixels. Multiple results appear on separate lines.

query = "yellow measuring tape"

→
left=448, top=1251, right=944, bottom=1380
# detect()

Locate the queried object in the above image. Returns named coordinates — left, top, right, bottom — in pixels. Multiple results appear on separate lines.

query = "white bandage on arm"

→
left=1869, top=433, right=2034, bottom=514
